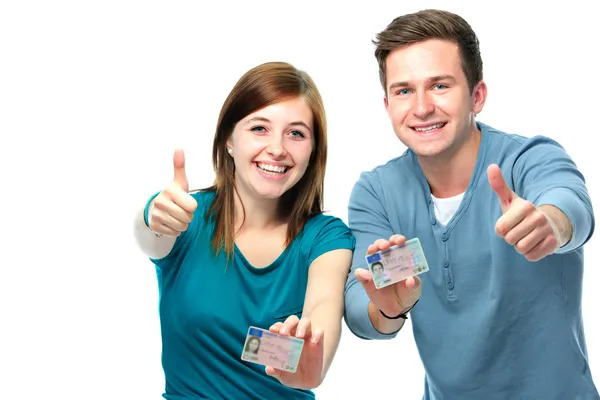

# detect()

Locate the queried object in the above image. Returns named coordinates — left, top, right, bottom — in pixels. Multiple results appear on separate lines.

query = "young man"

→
left=344, top=9, right=598, bottom=400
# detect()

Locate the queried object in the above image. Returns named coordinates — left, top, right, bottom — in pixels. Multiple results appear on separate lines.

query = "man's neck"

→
left=418, top=125, right=481, bottom=198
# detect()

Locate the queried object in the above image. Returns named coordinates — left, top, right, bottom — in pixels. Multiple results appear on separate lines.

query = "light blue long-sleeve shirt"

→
left=344, top=122, right=598, bottom=399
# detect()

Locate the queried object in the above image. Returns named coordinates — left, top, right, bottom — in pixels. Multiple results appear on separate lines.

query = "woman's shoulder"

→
left=300, top=212, right=354, bottom=244
left=295, top=212, right=355, bottom=264
left=304, top=212, right=349, bottom=231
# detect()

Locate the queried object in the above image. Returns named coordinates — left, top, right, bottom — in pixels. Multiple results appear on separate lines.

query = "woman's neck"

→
left=233, top=187, right=284, bottom=232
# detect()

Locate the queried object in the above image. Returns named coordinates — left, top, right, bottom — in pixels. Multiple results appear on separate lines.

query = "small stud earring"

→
left=227, top=147, right=233, bottom=155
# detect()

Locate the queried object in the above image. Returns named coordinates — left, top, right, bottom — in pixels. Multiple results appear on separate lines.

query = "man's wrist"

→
left=539, top=204, right=573, bottom=248
left=379, top=299, right=419, bottom=320
left=368, top=302, right=404, bottom=334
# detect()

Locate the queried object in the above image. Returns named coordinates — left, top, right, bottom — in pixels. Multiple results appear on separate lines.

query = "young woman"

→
left=133, top=61, right=355, bottom=399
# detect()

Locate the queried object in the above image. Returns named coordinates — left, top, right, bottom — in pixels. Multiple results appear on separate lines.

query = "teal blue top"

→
left=150, top=190, right=355, bottom=399
left=344, top=122, right=598, bottom=400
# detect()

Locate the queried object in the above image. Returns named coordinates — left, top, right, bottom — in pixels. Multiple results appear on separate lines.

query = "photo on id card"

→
left=241, top=326, right=304, bottom=373
left=365, top=237, right=430, bottom=289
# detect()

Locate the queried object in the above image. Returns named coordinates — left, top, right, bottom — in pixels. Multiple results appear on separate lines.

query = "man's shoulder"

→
left=348, top=149, right=426, bottom=212
left=354, top=149, right=417, bottom=187
left=480, top=122, right=565, bottom=153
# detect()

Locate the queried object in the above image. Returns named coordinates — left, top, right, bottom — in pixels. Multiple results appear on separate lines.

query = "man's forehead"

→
left=387, top=40, right=461, bottom=66
left=385, top=41, right=463, bottom=84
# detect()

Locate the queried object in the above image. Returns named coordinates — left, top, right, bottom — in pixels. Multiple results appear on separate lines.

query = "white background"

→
left=1, top=1, right=598, bottom=399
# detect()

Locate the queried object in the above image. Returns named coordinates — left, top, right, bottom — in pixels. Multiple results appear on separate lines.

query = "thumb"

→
left=354, top=268, right=373, bottom=285
left=487, top=164, right=514, bottom=209
left=354, top=268, right=377, bottom=292
left=173, top=148, right=189, bottom=192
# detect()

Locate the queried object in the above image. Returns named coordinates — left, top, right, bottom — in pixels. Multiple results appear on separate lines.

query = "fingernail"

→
left=280, top=328, right=286, bottom=334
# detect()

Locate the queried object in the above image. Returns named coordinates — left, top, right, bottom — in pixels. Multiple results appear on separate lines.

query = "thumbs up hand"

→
left=488, top=164, right=569, bottom=262
left=148, top=149, right=199, bottom=237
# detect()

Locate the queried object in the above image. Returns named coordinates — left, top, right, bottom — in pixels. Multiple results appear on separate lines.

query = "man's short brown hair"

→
left=374, top=9, right=483, bottom=94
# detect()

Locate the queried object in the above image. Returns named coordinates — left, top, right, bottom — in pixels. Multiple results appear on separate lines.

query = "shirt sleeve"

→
left=512, top=135, right=595, bottom=253
left=307, top=215, right=356, bottom=265
left=343, top=171, right=401, bottom=340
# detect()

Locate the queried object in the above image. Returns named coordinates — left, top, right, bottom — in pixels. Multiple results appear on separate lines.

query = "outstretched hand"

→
left=265, top=316, right=324, bottom=390
left=355, top=234, right=422, bottom=317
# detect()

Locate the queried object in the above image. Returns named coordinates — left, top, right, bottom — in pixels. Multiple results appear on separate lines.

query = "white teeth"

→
left=257, top=163, right=287, bottom=174
left=414, top=123, right=444, bottom=132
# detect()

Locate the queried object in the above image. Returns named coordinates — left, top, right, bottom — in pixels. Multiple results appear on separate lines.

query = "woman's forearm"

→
left=304, top=300, right=344, bottom=382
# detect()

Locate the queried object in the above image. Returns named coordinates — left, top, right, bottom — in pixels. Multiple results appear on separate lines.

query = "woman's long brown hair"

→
left=199, top=61, right=328, bottom=258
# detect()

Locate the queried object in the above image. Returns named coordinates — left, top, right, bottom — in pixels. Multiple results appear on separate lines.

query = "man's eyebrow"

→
left=388, top=74, right=457, bottom=91
left=389, top=81, right=410, bottom=90
left=428, top=74, right=456, bottom=83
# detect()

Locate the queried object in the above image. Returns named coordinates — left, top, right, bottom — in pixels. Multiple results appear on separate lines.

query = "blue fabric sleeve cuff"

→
left=143, top=191, right=162, bottom=227
left=536, top=187, right=594, bottom=253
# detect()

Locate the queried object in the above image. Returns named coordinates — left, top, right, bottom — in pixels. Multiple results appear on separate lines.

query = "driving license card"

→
left=241, top=326, right=304, bottom=373
left=365, top=237, right=429, bottom=289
